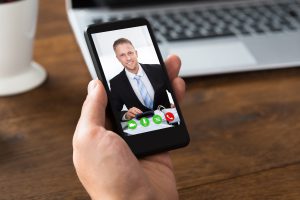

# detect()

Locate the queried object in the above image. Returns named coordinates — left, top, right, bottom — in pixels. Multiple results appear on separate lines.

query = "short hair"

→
left=113, top=38, right=134, bottom=51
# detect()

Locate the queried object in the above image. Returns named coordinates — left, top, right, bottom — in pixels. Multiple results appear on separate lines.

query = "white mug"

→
left=0, top=0, right=46, bottom=96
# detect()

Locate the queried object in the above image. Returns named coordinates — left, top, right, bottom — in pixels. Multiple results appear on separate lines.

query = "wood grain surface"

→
left=1, top=0, right=300, bottom=199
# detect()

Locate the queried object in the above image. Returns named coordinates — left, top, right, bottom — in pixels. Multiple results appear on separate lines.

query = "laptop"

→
left=66, top=0, right=300, bottom=78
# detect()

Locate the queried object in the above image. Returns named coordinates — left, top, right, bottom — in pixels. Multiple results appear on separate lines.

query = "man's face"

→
left=114, top=43, right=138, bottom=72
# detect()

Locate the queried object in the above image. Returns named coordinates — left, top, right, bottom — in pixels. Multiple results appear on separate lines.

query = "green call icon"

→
left=140, top=117, right=150, bottom=127
left=128, top=120, right=137, bottom=130
left=152, top=115, right=162, bottom=124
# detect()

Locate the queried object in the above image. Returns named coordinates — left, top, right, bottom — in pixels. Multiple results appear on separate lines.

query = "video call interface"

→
left=92, top=25, right=181, bottom=136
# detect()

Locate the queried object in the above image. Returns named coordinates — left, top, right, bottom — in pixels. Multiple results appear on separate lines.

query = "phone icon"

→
left=152, top=115, right=162, bottom=124
left=165, top=112, right=175, bottom=122
left=140, top=117, right=150, bottom=127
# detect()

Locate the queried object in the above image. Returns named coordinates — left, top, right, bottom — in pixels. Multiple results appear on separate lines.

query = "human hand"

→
left=73, top=55, right=185, bottom=200
left=125, top=107, right=143, bottom=120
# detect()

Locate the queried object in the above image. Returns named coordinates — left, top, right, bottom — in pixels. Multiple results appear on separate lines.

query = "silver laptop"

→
left=66, top=0, right=300, bottom=78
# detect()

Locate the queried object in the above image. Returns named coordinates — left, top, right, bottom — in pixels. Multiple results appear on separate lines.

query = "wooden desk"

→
left=1, top=1, right=300, bottom=199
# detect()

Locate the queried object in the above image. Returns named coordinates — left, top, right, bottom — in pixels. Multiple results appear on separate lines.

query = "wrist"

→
left=92, top=193, right=154, bottom=200
left=121, top=112, right=130, bottom=121
left=125, top=113, right=130, bottom=120
left=90, top=187, right=155, bottom=200
left=124, top=112, right=132, bottom=120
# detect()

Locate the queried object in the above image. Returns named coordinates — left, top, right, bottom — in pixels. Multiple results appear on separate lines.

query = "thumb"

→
left=79, top=79, right=107, bottom=127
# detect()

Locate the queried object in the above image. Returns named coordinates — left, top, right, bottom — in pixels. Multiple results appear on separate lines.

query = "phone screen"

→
left=91, top=25, right=182, bottom=136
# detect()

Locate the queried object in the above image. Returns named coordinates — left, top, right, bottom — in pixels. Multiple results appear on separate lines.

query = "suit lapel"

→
left=141, top=64, right=164, bottom=108
left=141, top=64, right=160, bottom=92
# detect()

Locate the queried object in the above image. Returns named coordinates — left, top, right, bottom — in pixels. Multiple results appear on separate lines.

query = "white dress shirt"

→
left=125, top=64, right=155, bottom=106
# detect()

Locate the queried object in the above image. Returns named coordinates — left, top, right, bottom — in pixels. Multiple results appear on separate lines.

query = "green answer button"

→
left=140, top=117, right=150, bottom=127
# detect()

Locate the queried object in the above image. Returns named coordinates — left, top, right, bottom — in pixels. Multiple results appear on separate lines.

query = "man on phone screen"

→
left=110, top=38, right=171, bottom=121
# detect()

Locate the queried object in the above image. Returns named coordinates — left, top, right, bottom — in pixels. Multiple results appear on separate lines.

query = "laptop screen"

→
left=72, top=0, right=200, bottom=8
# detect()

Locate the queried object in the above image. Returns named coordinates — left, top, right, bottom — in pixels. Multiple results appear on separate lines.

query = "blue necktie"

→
left=134, top=75, right=153, bottom=109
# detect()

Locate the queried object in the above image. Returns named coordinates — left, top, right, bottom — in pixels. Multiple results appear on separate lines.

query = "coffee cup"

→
left=0, top=0, right=47, bottom=96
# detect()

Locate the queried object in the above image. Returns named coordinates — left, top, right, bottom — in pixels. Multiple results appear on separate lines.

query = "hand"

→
left=125, top=107, right=143, bottom=120
left=73, top=55, right=185, bottom=200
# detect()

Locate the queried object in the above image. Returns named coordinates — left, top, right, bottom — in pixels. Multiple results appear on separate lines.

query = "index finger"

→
left=165, top=54, right=181, bottom=81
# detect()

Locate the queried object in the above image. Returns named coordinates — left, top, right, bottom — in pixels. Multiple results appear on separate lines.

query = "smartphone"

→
left=84, top=18, right=189, bottom=157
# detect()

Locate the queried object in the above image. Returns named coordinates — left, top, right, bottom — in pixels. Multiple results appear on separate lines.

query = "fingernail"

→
left=88, top=80, right=97, bottom=94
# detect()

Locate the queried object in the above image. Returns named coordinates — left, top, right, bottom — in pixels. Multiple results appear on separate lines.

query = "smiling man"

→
left=109, top=38, right=171, bottom=121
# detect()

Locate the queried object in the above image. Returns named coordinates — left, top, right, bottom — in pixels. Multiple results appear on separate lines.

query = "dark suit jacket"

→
left=110, top=63, right=171, bottom=121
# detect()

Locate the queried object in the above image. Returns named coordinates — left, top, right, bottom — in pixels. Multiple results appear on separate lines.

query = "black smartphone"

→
left=84, top=18, right=189, bottom=157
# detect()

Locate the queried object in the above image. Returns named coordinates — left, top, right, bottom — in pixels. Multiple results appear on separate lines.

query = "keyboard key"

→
left=289, top=10, right=299, bottom=18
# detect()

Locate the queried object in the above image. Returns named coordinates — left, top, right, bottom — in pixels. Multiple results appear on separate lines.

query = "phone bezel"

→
left=84, top=18, right=189, bottom=157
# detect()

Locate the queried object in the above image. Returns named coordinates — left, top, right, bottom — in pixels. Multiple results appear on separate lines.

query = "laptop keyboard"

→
left=93, top=1, right=300, bottom=43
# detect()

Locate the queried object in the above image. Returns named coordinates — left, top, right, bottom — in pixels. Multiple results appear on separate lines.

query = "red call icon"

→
left=165, top=112, right=175, bottom=122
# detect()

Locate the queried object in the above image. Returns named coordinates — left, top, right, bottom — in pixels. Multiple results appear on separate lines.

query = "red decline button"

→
left=165, top=112, right=175, bottom=122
